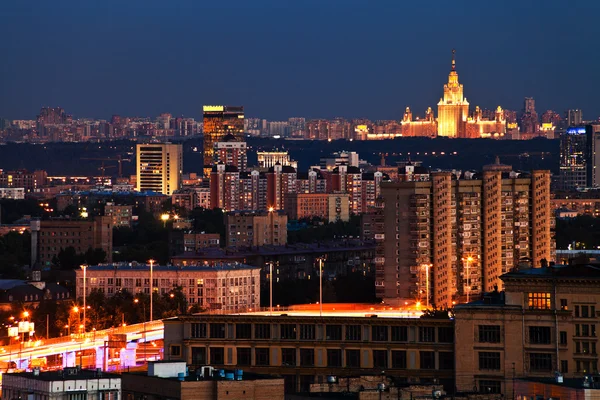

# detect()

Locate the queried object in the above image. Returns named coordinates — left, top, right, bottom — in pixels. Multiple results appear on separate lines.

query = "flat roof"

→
left=197, top=304, right=426, bottom=319
left=518, top=377, right=600, bottom=390
left=84, top=263, right=259, bottom=272
left=6, top=369, right=120, bottom=382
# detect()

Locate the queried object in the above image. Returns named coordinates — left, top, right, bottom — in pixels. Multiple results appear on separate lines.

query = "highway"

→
left=0, top=321, right=164, bottom=367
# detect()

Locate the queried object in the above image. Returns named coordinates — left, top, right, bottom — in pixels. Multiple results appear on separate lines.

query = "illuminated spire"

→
left=451, top=49, right=456, bottom=71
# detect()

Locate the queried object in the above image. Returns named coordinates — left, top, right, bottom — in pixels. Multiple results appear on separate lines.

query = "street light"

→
left=317, top=257, right=325, bottom=317
left=81, top=264, right=87, bottom=333
left=421, top=264, right=432, bottom=309
left=160, top=213, right=169, bottom=228
left=267, top=261, right=274, bottom=316
left=148, top=259, right=155, bottom=321
left=463, top=256, right=474, bottom=303
left=134, top=298, right=147, bottom=362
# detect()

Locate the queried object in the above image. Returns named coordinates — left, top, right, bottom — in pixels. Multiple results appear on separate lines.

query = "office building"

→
left=136, top=143, right=183, bottom=195
left=203, top=106, right=244, bottom=176
left=559, top=125, right=600, bottom=190
left=2, top=368, right=121, bottom=400
left=225, top=210, right=287, bottom=247
left=284, top=193, right=350, bottom=222
left=519, top=97, right=540, bottom=137
left=122, top=361, right=285, bottom=400
left=379, top=161, right=552, bottom=308
left=34, top=216, right=113, bottom=265
left=76, top=263, right=260, bottom=312
left=454, top=264, right=600, bottom=397
left=163, top=304, right=455, bottom=393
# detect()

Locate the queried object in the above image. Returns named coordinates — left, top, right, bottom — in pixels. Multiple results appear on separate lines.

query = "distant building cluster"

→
left=0, top=51, right=589, bottom=144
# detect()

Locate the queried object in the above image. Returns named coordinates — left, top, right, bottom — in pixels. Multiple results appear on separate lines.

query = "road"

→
left=0, top=321, right=164, bottom=365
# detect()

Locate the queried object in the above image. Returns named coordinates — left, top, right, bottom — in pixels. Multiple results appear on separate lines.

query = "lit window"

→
left=528, top=293, right=551, bottom=310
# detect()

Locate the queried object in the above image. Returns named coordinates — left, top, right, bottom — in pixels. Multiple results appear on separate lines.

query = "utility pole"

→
left=81, top=264, right=87, bottom=333
left=149, top=259, right=155, bottom=321
left=269, top=261, right=273, bottom=316
left=319, top=257, right=324, bottom=317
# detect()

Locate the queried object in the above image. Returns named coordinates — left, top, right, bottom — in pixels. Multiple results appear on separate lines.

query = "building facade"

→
left=104, top=202, right=133, bottom=228
left=379, top=162, right=553, bottom=308
left=225, top=211, right=287, bottom=247
left=1, top=368, right=121, bottom=400
left=35, top=216, right=113, bottom=265
left=454, top=264, right=600, bottom=397
left=163, top=306, right=455, bottom=393
left=136, top=143, right=183, bottom=195
left=214, top=136, right=247, bottom=172
left=76, top=263, right=260, bottom=311
left=203, top=106, right=244, bottom=176
left=285, top=193, right=350, bottom=222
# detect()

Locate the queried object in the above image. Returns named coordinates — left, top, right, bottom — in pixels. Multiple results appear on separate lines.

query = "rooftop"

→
left=502, top=264, right=600, bottom=280
left=519, top=376, right=600, bottom=390
left=213, top=303, right=424, bottom=319
left=6, top=368, right=120, bottom=382
left=83, top=262, right=259, bottom=272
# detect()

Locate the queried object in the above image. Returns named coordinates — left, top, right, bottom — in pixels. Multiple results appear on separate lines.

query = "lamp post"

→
left=80, top=264, right=87, bottom=334
left=268, top=261, right=273, bottom=316
left=148, top=259, right=155, bottom=321
left=464, top=256, right=473, bottom=303
left=134, top=298, right=147, bottom=362
left=421, top=264, right=432, bottom=309
left=317, top=257, right=325, bottom=317
left=160, top=213, right=169, bottom=228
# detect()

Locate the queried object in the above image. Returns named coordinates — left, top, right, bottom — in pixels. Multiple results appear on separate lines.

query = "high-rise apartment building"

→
left=136, top=143, right=182, bottom=195
left=379, top=161, right=552, bottom=308
left=214, top=135, right=247, bottom=172
left=567, top=109, right=583, bottom=126
left=203, top=106, right=244, bottom=176
left=519, top=97, right=539, bottom=136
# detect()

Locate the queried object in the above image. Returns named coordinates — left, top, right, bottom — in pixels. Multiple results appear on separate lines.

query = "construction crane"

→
left=80, top=155, right=131, bottom=178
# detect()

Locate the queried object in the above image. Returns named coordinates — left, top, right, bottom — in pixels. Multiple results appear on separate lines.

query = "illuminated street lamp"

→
left=81, top=264, right=87, bottom=333
left=462, top=256, right=474, bottom=303
left=148, top=259, right=155, bottom=321
left=160, top=213, right=169, bottom=228
left=421, top=264, right=432, bottom=309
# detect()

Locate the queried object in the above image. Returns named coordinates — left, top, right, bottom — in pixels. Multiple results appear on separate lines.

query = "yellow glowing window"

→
left=528, top=292, right=551, bottom=310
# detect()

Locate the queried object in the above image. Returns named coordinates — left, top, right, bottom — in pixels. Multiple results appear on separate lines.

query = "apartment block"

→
left=104, top=202, right=133, bottom=228
left=34, top=216, right=113, bottom=265
left=75, top=263, right=260, bottom=312
left=284, top=192, right=350, bottom=222
left=380, top=162, right=552, bottom=308
left=225, top=211, right=287, bottom=247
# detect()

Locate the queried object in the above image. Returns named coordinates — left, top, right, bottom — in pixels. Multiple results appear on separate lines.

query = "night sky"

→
left=1, top=0, right=598, bottom=121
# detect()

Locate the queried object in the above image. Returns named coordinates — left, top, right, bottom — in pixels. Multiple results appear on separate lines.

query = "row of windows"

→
left=178, top=346, right=453, bottom=370
left=190, top=323, right=453, bottom=343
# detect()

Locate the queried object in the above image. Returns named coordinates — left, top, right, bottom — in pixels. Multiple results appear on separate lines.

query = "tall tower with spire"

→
left=437, top=49, right=470, bottom=137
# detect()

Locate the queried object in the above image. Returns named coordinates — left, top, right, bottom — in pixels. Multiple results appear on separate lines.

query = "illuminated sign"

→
left=566, top=127, right=586, bottom=135
left=203, top=105, right=224, bottom=112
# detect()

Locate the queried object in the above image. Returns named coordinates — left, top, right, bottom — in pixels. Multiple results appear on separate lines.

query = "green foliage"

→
left=555, top=215, right=600, bottom=250
left=261, top=272, right=376, bottom=306
left=190, top=207, right=225, bottom=239
left=54, top=246, right=106, bottom=269
left=113, top=210, right=170, bottom=263
left=0, top=199, right=44, bottom=224
left=0, top=231, right=30, bottom=278
left=420, top=307, right=453, bottom=319
left=288, top=215, right=362, bottom=244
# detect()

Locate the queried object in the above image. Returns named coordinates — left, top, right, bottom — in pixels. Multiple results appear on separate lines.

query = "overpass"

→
left=0, top=321, right=164, bottom=370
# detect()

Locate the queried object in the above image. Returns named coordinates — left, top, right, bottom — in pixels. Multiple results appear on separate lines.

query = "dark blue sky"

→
left=1, top=0, right=598, bottom=121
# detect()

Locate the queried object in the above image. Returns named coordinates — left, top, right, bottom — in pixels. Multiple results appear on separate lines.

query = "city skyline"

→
left=1, top=0, right=599, bottom=120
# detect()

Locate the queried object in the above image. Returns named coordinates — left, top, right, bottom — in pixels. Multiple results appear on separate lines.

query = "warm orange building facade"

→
left=379, top=162, right=553, bottom=308
left=455, top=265, right=600, bottom=397
left=284, top=193, right=350, bottom=222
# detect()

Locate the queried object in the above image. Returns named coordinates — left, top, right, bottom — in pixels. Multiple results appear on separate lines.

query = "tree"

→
left=84, top=248, right=107, bottom=265
left=56, top=247, right=85, bottom=269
